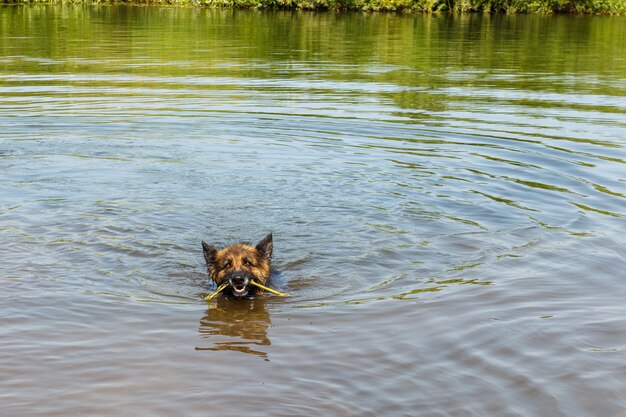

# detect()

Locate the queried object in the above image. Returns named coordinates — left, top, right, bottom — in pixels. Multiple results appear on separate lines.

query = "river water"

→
left=1, top=6, right=625, bottom=417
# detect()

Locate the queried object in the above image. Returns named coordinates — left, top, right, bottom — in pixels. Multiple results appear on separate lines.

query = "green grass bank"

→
left=2, top=0, right=625, bottom=15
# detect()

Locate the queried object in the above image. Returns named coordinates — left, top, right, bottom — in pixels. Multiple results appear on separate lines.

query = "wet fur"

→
left=202, top=233, right=272, bottom=298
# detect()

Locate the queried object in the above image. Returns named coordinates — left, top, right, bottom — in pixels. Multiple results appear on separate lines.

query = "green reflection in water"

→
left=1, top=8, right=625, bottom=84
left=571, top=201, right=625, bottom=218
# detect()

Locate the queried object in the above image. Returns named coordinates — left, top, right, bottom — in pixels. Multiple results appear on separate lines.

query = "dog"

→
left=202, top=233, right=272, bottom=299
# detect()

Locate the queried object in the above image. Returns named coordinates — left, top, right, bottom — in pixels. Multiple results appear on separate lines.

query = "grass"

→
left=2, top=0, right=625, bottom=14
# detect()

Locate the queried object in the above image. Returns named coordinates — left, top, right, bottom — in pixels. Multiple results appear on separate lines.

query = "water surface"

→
left=1, top=6, right=626, bottom=417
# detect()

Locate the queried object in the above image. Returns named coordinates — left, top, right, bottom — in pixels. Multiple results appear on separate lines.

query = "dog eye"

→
left=224, top=260, right=233, bottom=269
left=243, top=258, right=252, bottom=267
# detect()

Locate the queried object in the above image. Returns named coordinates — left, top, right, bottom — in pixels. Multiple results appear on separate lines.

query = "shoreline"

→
left=1, top=0, right=625, bottom=14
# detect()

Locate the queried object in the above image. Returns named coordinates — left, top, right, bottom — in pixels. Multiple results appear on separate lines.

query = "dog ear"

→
left=255, top=233, right=273, bottom=260
left=202, top=242, right=218, bottom=266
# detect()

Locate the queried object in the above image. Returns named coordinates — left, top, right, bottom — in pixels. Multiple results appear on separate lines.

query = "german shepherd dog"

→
left=202, top=233, right=272, bottom=299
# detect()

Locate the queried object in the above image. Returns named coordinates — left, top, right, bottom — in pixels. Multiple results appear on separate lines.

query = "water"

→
left=1, top=6, right=626, bottom=416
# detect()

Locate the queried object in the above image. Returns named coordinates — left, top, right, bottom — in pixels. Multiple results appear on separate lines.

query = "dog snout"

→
left=229, top=272, right=249, bottom=287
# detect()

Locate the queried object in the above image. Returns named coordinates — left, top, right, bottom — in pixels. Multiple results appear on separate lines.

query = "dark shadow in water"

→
left=196, top=297, right=271, bottom=360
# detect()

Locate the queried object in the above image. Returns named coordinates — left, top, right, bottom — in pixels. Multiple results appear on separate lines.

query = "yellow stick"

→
left=250, top=280, right=289, bottom=297
left=204, top=282, right=228, bottom=301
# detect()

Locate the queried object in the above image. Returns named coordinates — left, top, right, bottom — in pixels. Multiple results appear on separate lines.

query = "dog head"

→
left=202, top=233, right=272, bottom=299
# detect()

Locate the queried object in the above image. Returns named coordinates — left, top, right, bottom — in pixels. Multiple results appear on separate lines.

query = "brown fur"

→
left=202, top=233, right=272, bottom=298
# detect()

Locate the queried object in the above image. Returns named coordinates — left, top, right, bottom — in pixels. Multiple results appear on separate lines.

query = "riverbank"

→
left=2, top=0, right=625, bottom=14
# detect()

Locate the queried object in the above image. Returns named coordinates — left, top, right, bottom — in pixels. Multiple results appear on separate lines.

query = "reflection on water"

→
left=1, top=5, right=626, bottom=417
left=197, top=298, right=271, bottom=359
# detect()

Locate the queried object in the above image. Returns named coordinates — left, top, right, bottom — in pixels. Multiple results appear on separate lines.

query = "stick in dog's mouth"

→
left=205, top=283, right=228, bottom=301
left=204, top=279, right=288, bottom=301
left=249, top=280, right=289, bottom=297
